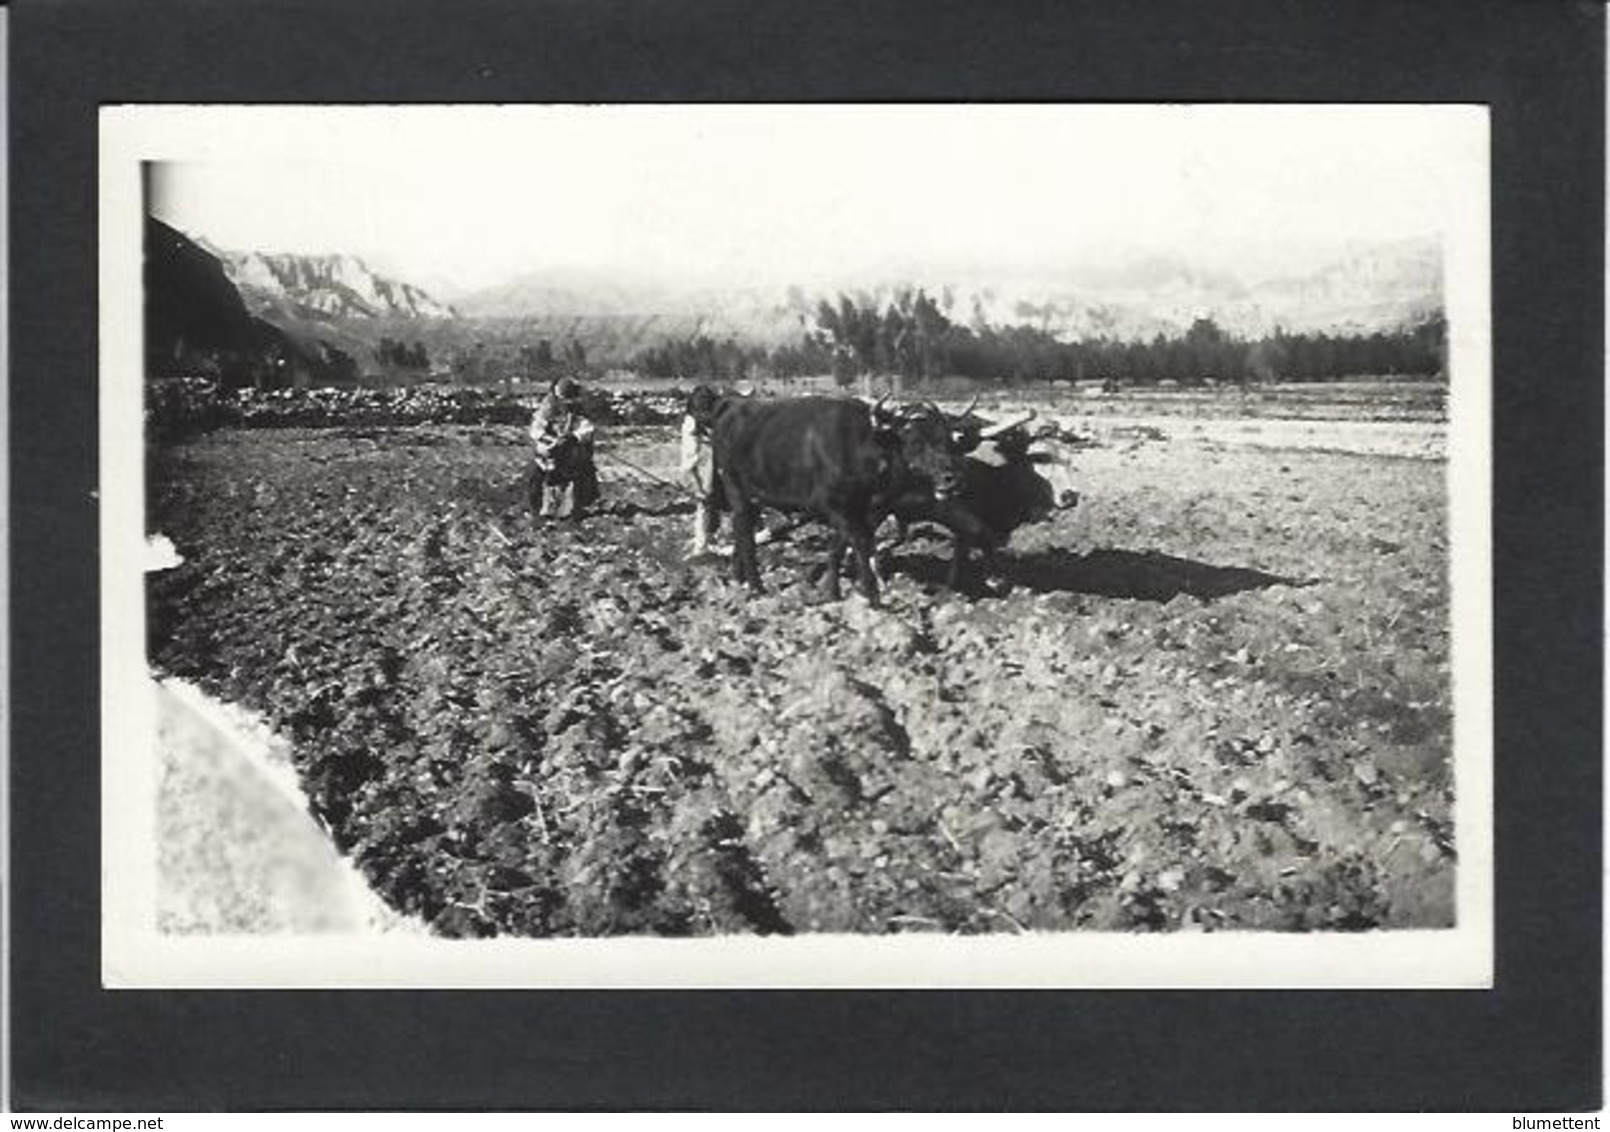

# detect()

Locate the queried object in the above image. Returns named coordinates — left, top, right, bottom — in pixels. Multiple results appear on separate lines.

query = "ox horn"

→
left=978, top=407, right=1036, bottom=439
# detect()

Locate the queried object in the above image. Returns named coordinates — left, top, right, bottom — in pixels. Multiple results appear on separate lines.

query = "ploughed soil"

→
left=146, top=413, right=1454, bottom=937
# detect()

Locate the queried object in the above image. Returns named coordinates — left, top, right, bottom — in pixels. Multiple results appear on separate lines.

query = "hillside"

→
left=146, top=218, right=366, bottom=388
left=198, top=240, right=458, bottom=323
left=146, top=217, right=265, bottom=360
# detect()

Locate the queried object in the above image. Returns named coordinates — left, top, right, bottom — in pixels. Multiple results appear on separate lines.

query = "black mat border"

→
left=9, top=0, right=1603, bottom=1112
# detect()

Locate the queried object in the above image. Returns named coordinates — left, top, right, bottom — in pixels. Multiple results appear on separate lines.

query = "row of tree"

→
left=632, top=333, right=795, bottom=383
left=620, top=291, right=1446, bottom=387
left=440, top=336, right=590, bottom=384
left=802, top=289, right=1447, bottom=386
left=375, top=337, right=431, bottom=369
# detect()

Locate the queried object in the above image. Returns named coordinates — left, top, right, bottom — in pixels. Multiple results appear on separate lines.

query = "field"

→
left=146, top=387, right=1455, bottom=936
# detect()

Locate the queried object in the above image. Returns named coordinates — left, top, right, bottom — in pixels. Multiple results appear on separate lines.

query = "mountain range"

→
left=450, top=238, right=1443, bottom=343
left=171, top=229, right=1443, bottom=378
left=200, top=239, right=458, bottom=322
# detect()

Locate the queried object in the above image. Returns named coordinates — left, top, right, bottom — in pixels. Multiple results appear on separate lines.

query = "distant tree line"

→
left=620, top=290, right=1445, bottom=387
left=442, top=336, right=589, bottom=384
left=631, top=334, right=821, bottom=382
left=406, top=290, right=1447, bottom=388
left=375, top=337, right=430, bottom=369
left=803, top=290, right=1447, bottom=386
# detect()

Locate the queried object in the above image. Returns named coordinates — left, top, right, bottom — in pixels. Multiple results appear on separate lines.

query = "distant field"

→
left=147, top=389, right=1455, bottom=937
left=585, top=375, right=1449, bottom=424
left=1037, top=380, right=1446, bottom=423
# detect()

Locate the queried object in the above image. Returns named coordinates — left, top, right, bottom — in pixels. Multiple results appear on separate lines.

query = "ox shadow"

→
left=596, top=497, right=695, bottom=521
left=892, top=546, right=1314, bottom=603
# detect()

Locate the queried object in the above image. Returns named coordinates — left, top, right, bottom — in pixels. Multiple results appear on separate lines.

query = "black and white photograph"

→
left=100, top=103, right=1492, bottom=987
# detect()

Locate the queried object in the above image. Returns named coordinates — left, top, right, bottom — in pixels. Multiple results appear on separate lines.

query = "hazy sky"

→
left=144, top=104, right=1484, bottom=295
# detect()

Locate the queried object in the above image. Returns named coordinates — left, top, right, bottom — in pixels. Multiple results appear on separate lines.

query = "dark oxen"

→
left=711, top=395, right=970, bottom=605
left=885, top=406, right=1082, bottom=588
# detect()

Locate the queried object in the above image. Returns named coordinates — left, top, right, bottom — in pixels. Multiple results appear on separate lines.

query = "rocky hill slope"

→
left=204, top=245, right=458, bottom=322
left=146, top=218, right=364, bottom=387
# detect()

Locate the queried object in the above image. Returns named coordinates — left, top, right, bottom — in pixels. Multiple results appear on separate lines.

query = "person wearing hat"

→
left=527, top=375, right=599, bottom=520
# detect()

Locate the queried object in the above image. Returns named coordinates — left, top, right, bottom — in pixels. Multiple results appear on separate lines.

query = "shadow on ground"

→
left=892, top=546, right=1314, bottom=602
left=597, top=498, right=696, bottom=520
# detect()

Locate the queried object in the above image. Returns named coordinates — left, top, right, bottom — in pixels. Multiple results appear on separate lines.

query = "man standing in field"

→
left=680, top=384, right=724, bottom=556
left=678, top=382, right=803, bottom=557
left=527, top=375, right=600, bottom=521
